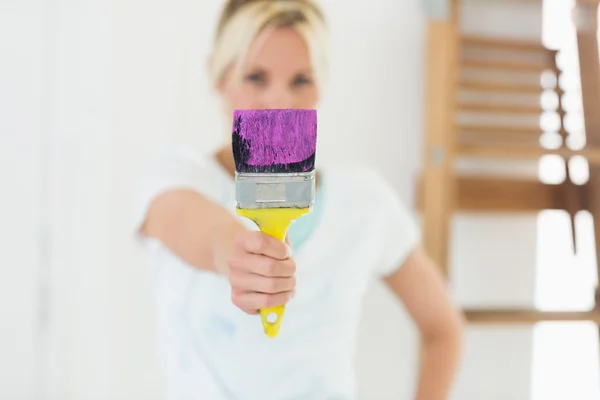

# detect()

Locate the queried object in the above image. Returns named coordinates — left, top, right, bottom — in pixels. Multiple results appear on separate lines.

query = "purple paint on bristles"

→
left=232, top=109, right=317, bottom=173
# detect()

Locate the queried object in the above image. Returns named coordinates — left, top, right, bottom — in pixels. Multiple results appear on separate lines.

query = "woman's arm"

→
left=383, top=245, right=464, bottom=400
left=140, top=189, right=296, bottom=314
left=141, top=189, right=245, bottom=274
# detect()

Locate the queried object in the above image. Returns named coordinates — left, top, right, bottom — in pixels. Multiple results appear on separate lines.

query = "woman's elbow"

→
left=423, top=308, right=465, bottom=347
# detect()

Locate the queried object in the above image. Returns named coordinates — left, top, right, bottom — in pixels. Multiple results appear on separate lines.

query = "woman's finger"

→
left=229, top=271, right=296, bottom=294
left=231, top=290, right=294, bottom=313
left=228, top=253, right=296, bottom=277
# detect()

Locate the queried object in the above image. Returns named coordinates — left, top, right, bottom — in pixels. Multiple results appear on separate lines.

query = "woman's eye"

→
left=245, top=73, right=265, bottom=84
left=293, top=75, right=313, bottom=86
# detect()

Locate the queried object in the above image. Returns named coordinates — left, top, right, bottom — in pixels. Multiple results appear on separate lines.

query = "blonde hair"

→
left=211, top=0, right=330, bottom=89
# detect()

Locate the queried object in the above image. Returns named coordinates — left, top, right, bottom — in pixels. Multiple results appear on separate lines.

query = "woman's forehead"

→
left=244, top=26, right=313, bottom=72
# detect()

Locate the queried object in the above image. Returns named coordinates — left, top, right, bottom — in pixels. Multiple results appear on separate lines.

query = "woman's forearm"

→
left=382, top=247, right=464, bottom=400
left=142, top=189, right=245, bottom=274
left=414, top=330, right=463, bottom=400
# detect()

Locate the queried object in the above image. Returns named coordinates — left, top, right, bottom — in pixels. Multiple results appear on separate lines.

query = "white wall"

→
left=0, top=2, right=44, bottom=398
left=39, top=2, right=116, bottom=398
left=1, top=0, right=550, bottom=399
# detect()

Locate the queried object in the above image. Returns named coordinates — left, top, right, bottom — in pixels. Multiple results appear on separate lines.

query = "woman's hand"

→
left=226, top=231, right=296, bottom=315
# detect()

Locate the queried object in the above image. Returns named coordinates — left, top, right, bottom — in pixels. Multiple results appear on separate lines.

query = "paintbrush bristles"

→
left=232, top=109, right=317, bottom=174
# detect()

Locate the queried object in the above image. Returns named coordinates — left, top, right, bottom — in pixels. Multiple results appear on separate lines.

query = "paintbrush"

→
left=232, top=108, right=317, bottom=338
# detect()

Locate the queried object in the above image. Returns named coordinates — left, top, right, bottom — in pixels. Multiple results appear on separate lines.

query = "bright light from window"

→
left=532, top=1, right=599, bottom=399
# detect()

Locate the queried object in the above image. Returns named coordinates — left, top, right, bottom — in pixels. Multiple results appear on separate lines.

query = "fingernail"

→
left=290, top=290, right=296, bottom=300
left=286, top=245, right=293, bottom=258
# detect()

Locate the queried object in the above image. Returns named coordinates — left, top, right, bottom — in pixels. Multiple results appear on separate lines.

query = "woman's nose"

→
left=262, top=86, right=293, bottom=109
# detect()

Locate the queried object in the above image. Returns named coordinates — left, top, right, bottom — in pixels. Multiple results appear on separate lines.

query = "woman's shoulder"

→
left=319, top=163, right=421, bottom=276
left=320, top=163, right=417, bottom=221
left=136, top=144, right=230, bottom=203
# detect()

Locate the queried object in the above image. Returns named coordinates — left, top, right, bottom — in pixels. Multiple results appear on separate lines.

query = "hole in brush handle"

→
left=266, top=312, right=278, bottom=323
left=260, top=306, right=285, bottom=338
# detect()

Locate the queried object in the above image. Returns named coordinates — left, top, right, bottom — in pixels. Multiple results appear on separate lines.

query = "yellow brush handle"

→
left=236, top=207, right=310, bottom=338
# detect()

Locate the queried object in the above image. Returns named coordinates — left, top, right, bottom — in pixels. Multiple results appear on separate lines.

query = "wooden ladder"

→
left=419, top=0, right=600, bottom=325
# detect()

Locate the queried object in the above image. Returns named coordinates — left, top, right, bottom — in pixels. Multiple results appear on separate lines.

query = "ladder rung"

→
left=461, top=80, right=543, bottom=94
left=455, top=177, right=569, bottom=212
left=462, top=35, right=552, bottom=53
left=458, top=145, right=600, bottom=164
left=460, top=102, right=544, bottom=114
left=460, top=125, right=542, bottom=137
left=465, top=309, right=600, bottom=324
left=578, top=0, right=600, bottom=6
left=417, top=177, right=571, bottom=213
left=462, top=59, right=552, bottom=72
left=459, top=137, right=542, bottom=148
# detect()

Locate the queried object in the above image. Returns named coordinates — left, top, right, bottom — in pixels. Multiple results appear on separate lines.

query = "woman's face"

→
left=218, top=27, right=319, bottom=113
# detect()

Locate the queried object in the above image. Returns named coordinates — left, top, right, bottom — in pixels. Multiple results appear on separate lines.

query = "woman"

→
left=135, top=1, right=464, bottom=399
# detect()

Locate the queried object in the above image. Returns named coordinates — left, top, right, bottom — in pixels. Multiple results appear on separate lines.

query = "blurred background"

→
left=2, top=0, right=600, bottom=399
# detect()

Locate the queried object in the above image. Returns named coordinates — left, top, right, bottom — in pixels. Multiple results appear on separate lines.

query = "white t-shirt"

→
left=134, top=146, right=420, bottom=400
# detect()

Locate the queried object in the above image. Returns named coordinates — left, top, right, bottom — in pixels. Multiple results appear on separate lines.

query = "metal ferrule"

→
left=235, top=171, right=316, bottom=210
